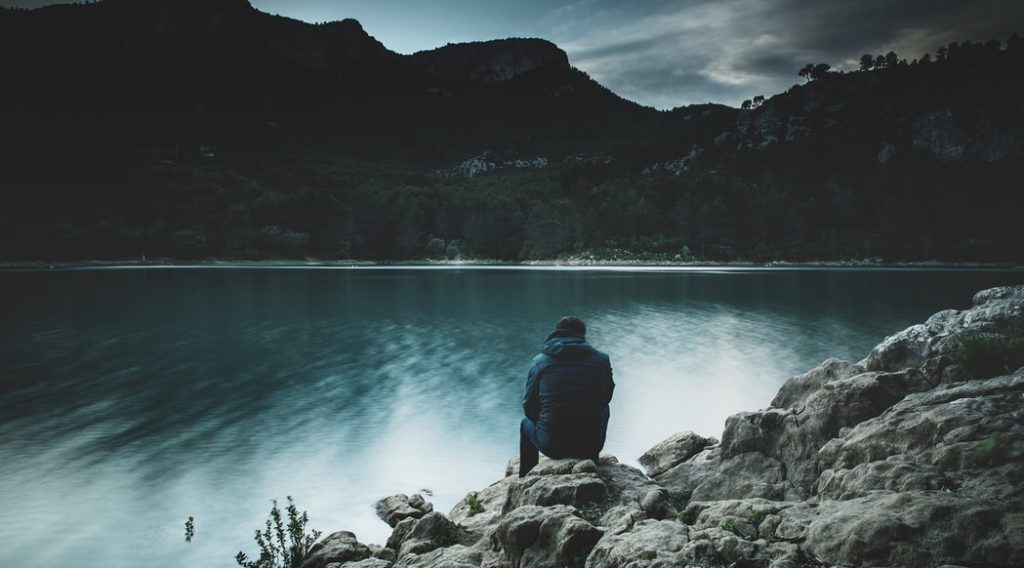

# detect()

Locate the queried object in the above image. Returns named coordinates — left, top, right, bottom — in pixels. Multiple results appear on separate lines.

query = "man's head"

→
left=555, top=316, right=587, bottom=338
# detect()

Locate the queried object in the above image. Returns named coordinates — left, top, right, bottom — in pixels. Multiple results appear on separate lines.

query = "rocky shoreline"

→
left=303, top=286, right=1023, bottom=568
left=3, top=259, right=1022, bottom=270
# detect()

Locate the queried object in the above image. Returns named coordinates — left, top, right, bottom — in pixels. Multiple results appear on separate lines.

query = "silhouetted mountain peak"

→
left=409, top=38, right=570, bottom=82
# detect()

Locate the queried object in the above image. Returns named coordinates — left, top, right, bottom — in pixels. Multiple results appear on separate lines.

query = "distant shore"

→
left=2, top=258, right=1023, bottom=270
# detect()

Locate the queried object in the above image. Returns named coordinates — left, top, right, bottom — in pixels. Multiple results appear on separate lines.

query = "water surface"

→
left=1, top=267, right=1021, bottom=567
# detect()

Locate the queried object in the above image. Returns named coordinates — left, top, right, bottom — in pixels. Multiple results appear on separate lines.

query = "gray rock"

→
left=771, top=358, right=864, bottom=409
left=816, top=456, right=953, bottom=500
left=653, top=445, right=721, bottom=497
left=501, top=473, right=607, bottom=514
left=449, top=478, right=514, bottom=538
left=393, top=544, right=481, bottom=568
left=803, top=492, right=1023, bottom=568
left=819, top=371, right=1024, bottom=502
left=368, top=545, right=397, bottom=562
left=487, top=505, right=603, bottom=568
left=638, top=488, right=678, bottom=520
left=863, top=285, right=1024, bottom=379
left=638, top=431, right=717, bottom=477
left=585, top=519, right=689, bottom=568
left=386, top=512, right=461, bottom=558
left=338, top=559, right=394, bottom=568
left=690, top=452, right=787, bottom=501
left=681, top=527, right=768, bottom=565
left=377, top=495, right=430, bottom=528
left=408, top=494, right=434, bottom=515
left=719, top=368, right=935, bottom=493
left=302, top=531, right=372, bottom=568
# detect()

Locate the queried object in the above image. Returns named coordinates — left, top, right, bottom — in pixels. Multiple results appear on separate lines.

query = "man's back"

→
left=523, top=328, right=614, bottom=459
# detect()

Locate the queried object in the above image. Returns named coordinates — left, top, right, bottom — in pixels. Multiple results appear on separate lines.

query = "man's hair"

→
left=555, top=316, right=587, bottom=337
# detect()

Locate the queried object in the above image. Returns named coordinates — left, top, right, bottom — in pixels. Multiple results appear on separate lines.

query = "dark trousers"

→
left=519, top=419, right=540, bottom=477
left=519, top=417, right=601, bottom=477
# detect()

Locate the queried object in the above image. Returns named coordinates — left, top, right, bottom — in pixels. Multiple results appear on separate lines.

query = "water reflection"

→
left=0, top=267, right=1021, bottom=567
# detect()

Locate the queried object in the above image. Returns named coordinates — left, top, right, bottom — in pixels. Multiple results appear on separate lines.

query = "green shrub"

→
left=429, top=522, right=461, bottom=550
left=235, top=497, right=322, bottom=568
left=976, top=433, right=1024, bottom=467
left=951, top=323, right=1024, bottom=379
left=466, top=492, right=485, bottom=517
left=677, top=508, right=697, bottom=525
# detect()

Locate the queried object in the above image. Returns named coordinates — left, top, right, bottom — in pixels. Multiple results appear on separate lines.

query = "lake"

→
left=1, top=266, right=1021, bottom=568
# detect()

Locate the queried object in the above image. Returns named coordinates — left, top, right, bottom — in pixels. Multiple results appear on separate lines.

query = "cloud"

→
left=539, top=0, right=1024, bottom=109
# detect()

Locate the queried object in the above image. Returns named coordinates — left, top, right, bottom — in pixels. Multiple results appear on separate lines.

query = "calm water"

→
left=1, top=267, right=1021, bottom=567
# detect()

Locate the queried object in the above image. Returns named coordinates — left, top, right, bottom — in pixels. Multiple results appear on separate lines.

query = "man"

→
left=519, top=316, right=614, bottom=477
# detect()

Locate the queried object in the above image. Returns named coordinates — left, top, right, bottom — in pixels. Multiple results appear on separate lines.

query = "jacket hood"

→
left=541, top=330, right=593, bottom=359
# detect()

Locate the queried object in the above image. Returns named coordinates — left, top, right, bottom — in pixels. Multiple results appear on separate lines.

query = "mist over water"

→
left=1, top=267, right=1020, bottom=568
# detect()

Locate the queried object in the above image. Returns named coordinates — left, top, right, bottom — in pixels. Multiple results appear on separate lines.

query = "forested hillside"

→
left=1, top=0, right=1021, bottom=262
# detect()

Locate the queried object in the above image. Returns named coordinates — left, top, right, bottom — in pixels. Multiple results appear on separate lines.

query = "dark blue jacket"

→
left=523, top=330, right=614, bottom=458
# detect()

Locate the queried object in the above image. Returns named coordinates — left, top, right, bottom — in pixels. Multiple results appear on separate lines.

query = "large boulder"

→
left=386, top=511, right=462, bottom=558
left=818, top=371, right=1024, bottom=501
left=771, top=357, right=864, bottom=409
left=501, top=473, right=607, bottom=513
left=585, top=520, right=689, bottom=568
left=637, top=431, right=717, bottom=477
left=803, top=492, right=1024, bottom=567
left=449, top=478, right=515, bottom=539
left=376, top=494, right=434, bottom=528
left=301, top=531, right=372, bottom=568
left=862, top=285, right=1024, bottom=379
left=717, top=367, right=935, bottom=494
left=484, top=505, right=603, bottom=568
left=393, top=544, right=482, bottom=568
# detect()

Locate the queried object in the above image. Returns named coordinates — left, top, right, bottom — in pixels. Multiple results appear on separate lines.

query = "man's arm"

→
left=523, top=361, right=542, bottom=421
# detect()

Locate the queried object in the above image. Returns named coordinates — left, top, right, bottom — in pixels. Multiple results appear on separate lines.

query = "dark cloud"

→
left=540, top=0, right=1023, bottom=108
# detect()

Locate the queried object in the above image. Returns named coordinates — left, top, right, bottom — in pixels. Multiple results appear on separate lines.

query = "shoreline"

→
left=296, top=285, right=1024, bottom=568
left=2, top=258, right=1023, bottom=271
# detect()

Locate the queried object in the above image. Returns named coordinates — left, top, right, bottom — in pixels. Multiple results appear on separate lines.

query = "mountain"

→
left=0, top=0, right=1021, bottom=263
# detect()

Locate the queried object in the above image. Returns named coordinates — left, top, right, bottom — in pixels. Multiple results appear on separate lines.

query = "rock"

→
left=681, top=527, right=768, bottom=565
left=386, top=512, right=461, bottom=558
left=803, top=492, right=1023, bottom=568
left=585, top=519, right=689, bottom=568
left=638, top=431, right=717, bottom=477
left=638, top=488, right=678, bottom=520
left=653, top=445, right=721, bottom=497
left=301, top=531, right=372, bottom=568
left=408, top=494, right=434, bottom=515
left=815, top=455, right=953, bottom=500
left=501, top=473, right=607, bottom=514
left=449, top=478, right=514, bottom=538
left=819, top=371, right=1024, bottom=501
left=393, top=544, right=481, bottom=568
left=337, top=559, right=393, bottom=568
left=690, top=452, right=787, bottom=502
left=376, top=494, right=431, bottom=528
left=597, top=505, right=645, bottom=536
left=770, top=358, right=864, bottom=409
left=486, top=505, right=603, bottom=568
left=719, top=368, right=935, bottom=493
left=368, top=545, right=397, bottom=562
left=862, top=285, right=1024, bottom=379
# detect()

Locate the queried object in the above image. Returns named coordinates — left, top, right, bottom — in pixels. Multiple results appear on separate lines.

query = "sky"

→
left=3, top=0, right=1022, bottom=109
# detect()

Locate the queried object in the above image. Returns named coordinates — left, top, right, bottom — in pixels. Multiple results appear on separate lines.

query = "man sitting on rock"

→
left=520, top=316, right=615, bottom=477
